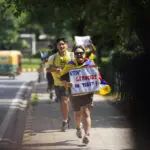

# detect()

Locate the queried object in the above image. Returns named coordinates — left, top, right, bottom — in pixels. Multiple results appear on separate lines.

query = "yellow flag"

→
left=95, top=85, right=111, bottom=95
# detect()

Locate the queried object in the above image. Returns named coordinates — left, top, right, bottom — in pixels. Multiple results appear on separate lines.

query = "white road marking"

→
left=0, top=85, right=25, bottom=88
left=0, top=82, right=28, bottom=140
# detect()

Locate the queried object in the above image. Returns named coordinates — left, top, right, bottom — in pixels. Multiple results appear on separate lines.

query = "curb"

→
left=22, top=68, right=38, bottom=72
left=22, top=82, right=37, bottom=147
left=21, top=104, right=34, bottom=147
left=22, top=68, right=46, bottom=72
left=0, top=81, right=35, bottom=149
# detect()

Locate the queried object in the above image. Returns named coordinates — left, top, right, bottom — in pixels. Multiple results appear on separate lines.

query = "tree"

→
left=5, top=0, right=148, bottom=56
left=127, top=0, right=150, bottom=54
left=5, top=0, right=130, bottom=47
left=0, top=0, right=19, bottom=49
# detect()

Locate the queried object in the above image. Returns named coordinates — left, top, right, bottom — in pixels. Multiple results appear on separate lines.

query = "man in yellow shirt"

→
left=47, top=38, right=74, bottom=131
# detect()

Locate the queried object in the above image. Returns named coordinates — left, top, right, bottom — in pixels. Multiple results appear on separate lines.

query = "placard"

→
left=75, top=36, right=91, bottom=46
left=69, top=67, right=100, bottom=95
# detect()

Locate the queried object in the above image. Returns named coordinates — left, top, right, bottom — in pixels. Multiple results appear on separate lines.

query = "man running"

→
left=47, top=38, right=74, bottom=131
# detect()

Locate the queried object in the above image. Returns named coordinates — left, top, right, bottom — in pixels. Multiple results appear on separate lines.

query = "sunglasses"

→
left=74, top=52, right=85, bottom=55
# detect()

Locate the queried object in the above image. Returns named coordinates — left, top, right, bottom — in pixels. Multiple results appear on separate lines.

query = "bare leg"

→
left=74, top=111, right=82, bottom=128
left=80, top=103, right=93, bottom=128
left=60, top=96, right=69, bottom=120
left=74, top=111, right=83, bottom=138
left=82, top=107, right=91, bottom=135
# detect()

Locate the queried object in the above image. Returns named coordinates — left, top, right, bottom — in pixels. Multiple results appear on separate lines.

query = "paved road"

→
left=0, top=72, right=38, bottom=141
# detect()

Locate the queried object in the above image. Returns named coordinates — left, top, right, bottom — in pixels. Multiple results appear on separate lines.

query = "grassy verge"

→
left=22, top=58, right=41, bottom=65
left=22, top=58, right=42, bottom=70
left=31, top=93, right=39, bottom=106
left=22, top=64, right=40, bottom=69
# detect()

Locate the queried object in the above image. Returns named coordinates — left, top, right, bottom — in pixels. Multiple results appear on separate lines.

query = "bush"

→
left=22, top=64, right=40, bottom=69
left=111, top=50, right=137, bottom=72
left=31, top=52, right=41, bottom=58
left=22, top=58, right=41, bottom=65
left=31, top=93, right=39, bottom=105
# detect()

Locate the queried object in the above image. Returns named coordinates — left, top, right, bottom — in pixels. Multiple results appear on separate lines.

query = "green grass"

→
left=101, top=57, right=109, bottom=63
left=22, top=58, right=41, bottom=69
left=31, top=93, right=39, bottom=106
left=22, top=64, right=40, bottom=69
left=48, top=100, right=52, bottom=104
left=22, top=58, right=41, bottom=65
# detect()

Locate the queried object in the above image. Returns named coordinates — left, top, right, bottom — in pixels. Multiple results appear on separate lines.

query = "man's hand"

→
left=62, top=81, right=73, bottom=88
left=67, top=82, right=73, bottom=87
left=55, top=67, right=62, bottom=73
left=47, top=66, right=62, bottom=73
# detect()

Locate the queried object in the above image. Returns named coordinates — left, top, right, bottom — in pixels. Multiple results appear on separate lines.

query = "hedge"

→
left=22, top=58, right=41, bottom=65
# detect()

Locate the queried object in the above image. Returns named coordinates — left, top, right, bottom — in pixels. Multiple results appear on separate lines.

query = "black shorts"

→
left=54, top=86, right=68, bottom=101
left=70, top=93, right=94, bottom=112
left=46, top=72, right=54, bottom=85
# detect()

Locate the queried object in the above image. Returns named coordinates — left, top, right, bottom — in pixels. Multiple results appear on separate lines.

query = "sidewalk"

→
left=21, top=81, right=135, bottom=150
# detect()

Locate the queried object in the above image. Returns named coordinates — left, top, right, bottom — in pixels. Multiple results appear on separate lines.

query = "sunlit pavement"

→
left=22, top=81, right=135, bottom=150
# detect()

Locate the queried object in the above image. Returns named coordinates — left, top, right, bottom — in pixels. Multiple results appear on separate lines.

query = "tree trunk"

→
left=128, top=0, right=150, bottom=54
left=76, top=19, right=86, bottom=36
left=135, top=16, right=150, bottom=55
left=93, top=34, right=102, bottom=64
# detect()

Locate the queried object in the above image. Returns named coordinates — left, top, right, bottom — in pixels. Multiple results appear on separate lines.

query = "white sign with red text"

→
left=69, top=67, right=100, bottom=95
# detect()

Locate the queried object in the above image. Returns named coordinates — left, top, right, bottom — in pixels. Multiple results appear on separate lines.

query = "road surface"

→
left=0, top=72, right=39, bottom=145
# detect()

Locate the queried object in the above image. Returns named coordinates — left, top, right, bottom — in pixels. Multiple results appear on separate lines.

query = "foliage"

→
left=4, top=0, right=130, bottom=43
left=111, top=49, right=139, bottom=72
left=0, top=0, right=44, bottom=49
left=40, top=48, right=50, bottom=52
left=22, top=58, right=41, bottom=64
left=22, top=58, right=41, bottom=69
left=1, top=0, right=145, bottom=59
left=0, top=0, right=18, bottom=49
left=22, top=64, right=40, bottom=69
left=31, top=52, right=41, bottom=58
left=31, top=93, right=39, bottom=106
left=100, top=57, right=110, bottom=67
left=1, top=0, right=147, bottom=54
